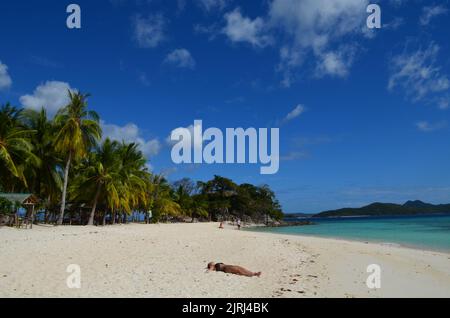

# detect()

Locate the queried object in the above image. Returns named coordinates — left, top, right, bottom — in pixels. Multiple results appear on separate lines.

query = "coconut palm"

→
left=71, top=139, right=121, bottom=225
left=22, top=108, right=62, bottom=206
left=0, top=104, right=39, bottom=190
left=53, top=91, right=101, bottom=225
left=190, top=193, right=209, bottom=222
left=150, top=175, right=181, bottom=222
left=116, top=142, right=151, bottom=222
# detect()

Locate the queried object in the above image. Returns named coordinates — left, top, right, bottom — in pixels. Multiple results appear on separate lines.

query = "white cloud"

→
left=383, top=17, right=405, bottom=30
left=420, top=5, right=448, bottom=26
left=277, top=104, right=306, bottom=125
left=223, top=8, right=272, bottom=48
left=167, top=122, right=203, bottom=150
left=284, top=104, right=305, bottom=122
left=293, top=135, right=334, bottom=147
left=269, top=0, right=368, bottom=50
left=197, top=0, right=230, bottom=12
left=315, top=45, right=357, bottom=78
left=388, top=43, right=449, bottom=106
left=317, top=52, right=349, bottom=77
left=132, top=14, right=166, bottom=48
left=197, top=0, right=371, bottom=85
left=280, top=151, right=309, bottom=161
left=0, top=61, right=12, bottom=90
left=416, top=121, right=447, bottom=132
left=269, top=0, right=369, bottom=86
left=164, top=49, right=196, bottom=69
left=438, top=98, right=449, bottom=110
left=194, top=23, right=220, bottom=41
left=277, top=46, right=304, bottom=88
left=101, top=121, right=161, bottom=157
left=20, top=81, right=75, bottom=116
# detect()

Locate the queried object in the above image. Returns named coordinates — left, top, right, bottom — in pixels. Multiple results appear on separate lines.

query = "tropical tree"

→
left=53, top=91, right=101, bottom=225
left=116, top=142, right=151, bottom=222
left=0, top=104, right=39, bottom=191
left=190, top=193, right=209, bottom=222
left=255, top=184, right=283, bottom=222
left=150, top=175, right=181, bottom=222
left=172, top=178, right=209, bottom=222
left=71, top=139, right=122, bottom=225
left=22, top=108, right=62, bottom=206
left=1, top=94, right=284, bottom=227
left=173, top=178, right=195, bottom=216
left=198, top=176, right=237, bottom=221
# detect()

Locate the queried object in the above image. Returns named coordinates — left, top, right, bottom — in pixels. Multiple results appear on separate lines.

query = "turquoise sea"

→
left=249, top=215, right=450, bottom=252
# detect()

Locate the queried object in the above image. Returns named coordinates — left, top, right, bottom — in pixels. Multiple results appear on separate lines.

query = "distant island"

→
left=284, top=212, right=314, bottom=219
left=313, top=200, right=450, bottom=218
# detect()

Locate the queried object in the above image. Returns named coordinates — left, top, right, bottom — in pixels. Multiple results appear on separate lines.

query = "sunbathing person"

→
left=207, top=262, right=261, bottom=277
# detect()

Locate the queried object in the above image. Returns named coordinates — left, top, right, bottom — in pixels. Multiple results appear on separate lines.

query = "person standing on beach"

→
left=237, top=218, right=241, bottom=230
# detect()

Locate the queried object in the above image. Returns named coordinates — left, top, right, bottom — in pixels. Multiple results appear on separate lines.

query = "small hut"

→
left=0, top=193, right=39, bottom=228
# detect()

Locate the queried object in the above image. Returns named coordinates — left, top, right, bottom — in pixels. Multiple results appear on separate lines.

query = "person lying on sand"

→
left=207, top=262, right=261, bottom=277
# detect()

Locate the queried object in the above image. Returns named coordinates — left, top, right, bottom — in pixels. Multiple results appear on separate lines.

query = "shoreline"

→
left=245, top=226, right=450, bottom=255
left=1, top=222, right=450, bottom=298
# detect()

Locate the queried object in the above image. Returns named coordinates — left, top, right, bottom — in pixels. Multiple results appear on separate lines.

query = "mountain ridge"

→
left=314, top=200, right=450, bottom=217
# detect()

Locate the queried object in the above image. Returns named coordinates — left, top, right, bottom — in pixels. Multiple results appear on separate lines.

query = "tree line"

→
left=0, top=91, right=283, bottom=225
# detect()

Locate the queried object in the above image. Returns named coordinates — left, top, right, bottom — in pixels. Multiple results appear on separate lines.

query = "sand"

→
left=0, top=222, right=449, bottom=298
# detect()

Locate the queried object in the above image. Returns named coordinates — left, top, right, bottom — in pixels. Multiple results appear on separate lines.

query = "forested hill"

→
left=314, top=200, right=450, bottom=217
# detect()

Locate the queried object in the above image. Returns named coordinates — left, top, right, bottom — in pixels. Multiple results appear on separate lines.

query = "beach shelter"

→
left=0, top=193, right=39, bottom=228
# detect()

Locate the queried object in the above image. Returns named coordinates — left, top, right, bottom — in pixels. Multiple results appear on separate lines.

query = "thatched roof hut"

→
left=0, top=193, right=39, bottom=228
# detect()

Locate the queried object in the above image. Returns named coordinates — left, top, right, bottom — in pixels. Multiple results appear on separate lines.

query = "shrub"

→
left=0, top=197, right=14, bottom=215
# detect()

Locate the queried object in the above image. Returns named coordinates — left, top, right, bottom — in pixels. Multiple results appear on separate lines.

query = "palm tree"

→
left=22, top=108, right=62, bottom=209
left=72, top=139, right=121, bottom=225
left=116, top=142, right=151, bottom=223
left=53, top=91, right=101, bottom=225
left=150, top=175, right=181, bottom=222
left=0, top=104, right=39, bottom=190
left=190, top=193, right=209, bottom=222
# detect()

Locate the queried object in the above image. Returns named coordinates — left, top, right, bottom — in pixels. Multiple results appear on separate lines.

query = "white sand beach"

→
left=0, top=222, right=449, bottom=298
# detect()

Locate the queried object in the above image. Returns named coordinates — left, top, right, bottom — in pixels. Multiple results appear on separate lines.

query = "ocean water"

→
left=249, top=215, right=450, bottom=252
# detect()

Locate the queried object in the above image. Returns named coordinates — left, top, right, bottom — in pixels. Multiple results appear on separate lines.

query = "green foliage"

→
left=0, top=197, right=14, bottom=215
left=0, top=104, right=39, bottom=189
left=315, top=200, right=450, bottom=217
left=53, top=91, right=101, bottom=161
left=0, top=96, right=284, bottom=225
left=53, top=91, right=102, bottom=224
left=181, top=175, right=284, bottom=222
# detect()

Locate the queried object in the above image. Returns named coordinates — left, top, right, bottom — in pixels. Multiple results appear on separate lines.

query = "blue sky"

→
left=1, top=0, right=449, bottom=213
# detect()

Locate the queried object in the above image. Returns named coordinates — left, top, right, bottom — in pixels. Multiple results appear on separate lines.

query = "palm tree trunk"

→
left=57, top=152, right=72, bottom=226
left=87, top=184, right=101, bottom=226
